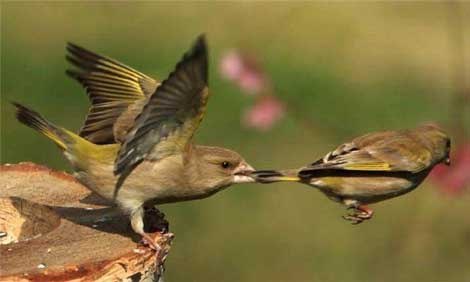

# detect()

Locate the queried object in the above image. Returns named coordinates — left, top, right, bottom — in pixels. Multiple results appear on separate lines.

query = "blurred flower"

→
left=238, top=70, right=265, bottom=94
left=220, top=48, right=286, bottom=131
left=220, top=50, right=267, bottom=95
left=220, top=50, right=243, bottom=81
left=430, top=142, right=470, bottom=195
left=243, top=95, right=285, bottom=131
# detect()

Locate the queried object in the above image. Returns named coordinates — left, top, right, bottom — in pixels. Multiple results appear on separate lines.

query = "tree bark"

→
left=0, top=162, right=172, bottom=282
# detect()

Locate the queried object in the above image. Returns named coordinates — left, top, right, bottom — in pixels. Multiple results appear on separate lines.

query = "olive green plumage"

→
left=14, top=35, right=255, bottom=249
left=252, top=125, right=451, bottom=224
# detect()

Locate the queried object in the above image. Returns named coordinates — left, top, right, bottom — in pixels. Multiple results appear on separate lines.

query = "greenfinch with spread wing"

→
left=252, top=125, right=451, bottom=224
left=14, top=35, right=256, bottom=248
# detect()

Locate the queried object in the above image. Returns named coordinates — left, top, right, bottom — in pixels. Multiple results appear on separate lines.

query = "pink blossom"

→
left=243, top=95, right=285, bottom=131
left=219, top=50, right=244, bottom=81
left=220, top=48, right=284, bottom=130
left=430, top=142, right=470, bottom=195
left=238, top=69, right=265, bottom=94
left=219, top=50, right=267, bottom=95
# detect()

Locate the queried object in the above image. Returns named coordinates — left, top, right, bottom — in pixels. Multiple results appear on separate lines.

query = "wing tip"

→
left=193, top=34, right=207, bottom=53
left=65, top=68, right=81, bottom=80
left=185, top=33, right=208, bottom=84
left=66, top=42, right=79, bottom=52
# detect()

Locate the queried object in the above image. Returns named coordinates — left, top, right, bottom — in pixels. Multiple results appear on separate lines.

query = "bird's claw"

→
left=141, top=235, right=161, bottom=252
left=140, top=231, right=174, bottom=252
left=342, top=206, right=373, bottom=224
left=342, top=214, right=364, bottom=224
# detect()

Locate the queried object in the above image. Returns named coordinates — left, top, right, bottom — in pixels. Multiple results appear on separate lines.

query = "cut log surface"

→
left=0, top=162, right=172, bottom=282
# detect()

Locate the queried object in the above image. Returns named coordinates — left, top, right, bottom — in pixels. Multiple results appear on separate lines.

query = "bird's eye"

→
left=221, top=161, right=230, bottom=169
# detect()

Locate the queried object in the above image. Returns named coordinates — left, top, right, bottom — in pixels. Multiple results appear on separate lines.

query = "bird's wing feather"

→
left=303, top=131, right=432, bottom=174
left=66, top=43, right=159, bottom=144
left=114, top=35, right=208, bottom=178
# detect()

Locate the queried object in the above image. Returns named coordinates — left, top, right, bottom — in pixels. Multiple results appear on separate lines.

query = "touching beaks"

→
left=233, top=161, right=256, bottom=183
left=234, top=161, right=255, bottom=176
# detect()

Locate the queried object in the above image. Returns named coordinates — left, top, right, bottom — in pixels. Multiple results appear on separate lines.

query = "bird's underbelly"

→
left=309, top=175, right=421, bottom=204
left=73, top=157, right=196, bottom=212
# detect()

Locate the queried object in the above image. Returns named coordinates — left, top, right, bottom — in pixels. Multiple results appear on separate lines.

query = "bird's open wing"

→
left=66, top=43, right=159, bottom=144
left=302, top=131, right=432, bottom=174
left=114, top=35, right=209, bottom=178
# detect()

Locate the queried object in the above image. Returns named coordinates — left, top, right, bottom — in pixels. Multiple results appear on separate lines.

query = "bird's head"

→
left=418, top=124, right=451, bottom=166
left=190, top=146, right=256, bottom=190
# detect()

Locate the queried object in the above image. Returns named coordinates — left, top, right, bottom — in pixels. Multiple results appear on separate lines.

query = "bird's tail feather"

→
left=14, top=102, right=75, bottom=150
left=13, top=102, right=118, bottom=169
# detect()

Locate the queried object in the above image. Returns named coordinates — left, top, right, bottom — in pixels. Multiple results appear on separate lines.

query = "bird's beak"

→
left=445, top=157, right=451, bottom=166
left=233, top=161, right=256, bottom=183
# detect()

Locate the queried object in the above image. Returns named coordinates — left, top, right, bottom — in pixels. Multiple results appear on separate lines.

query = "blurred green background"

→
left=2, top=2, right=470, bottom=282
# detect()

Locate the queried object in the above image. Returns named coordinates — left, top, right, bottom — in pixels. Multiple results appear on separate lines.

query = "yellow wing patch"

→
left=343, top=162, right=392, bottom=171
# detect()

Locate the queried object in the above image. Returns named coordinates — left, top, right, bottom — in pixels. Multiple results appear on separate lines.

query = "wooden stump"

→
left=0, top=162, right=172, bottom=282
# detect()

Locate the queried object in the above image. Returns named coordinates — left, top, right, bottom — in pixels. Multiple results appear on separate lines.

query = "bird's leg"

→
left=131, top=205, right=174, bottom=252
left=342, top=201, right=373, bottom=224
left=355, top=205, right=373, bottom=220
left=131, top=206, right=158, bottom=250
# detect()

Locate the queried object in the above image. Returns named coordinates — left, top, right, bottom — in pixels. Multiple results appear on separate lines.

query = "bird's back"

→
left=302, top=126, right=443, bottom=176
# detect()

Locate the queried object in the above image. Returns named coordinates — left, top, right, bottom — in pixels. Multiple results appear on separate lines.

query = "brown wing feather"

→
left=114, top=35, right=209, bottom=180
left=66, top=43, right=159, bottom=144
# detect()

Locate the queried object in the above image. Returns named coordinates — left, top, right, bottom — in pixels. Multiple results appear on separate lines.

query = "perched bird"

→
left=251, top=125, right=451, bottom=224
left=14, top=35, right=256, bottom=249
